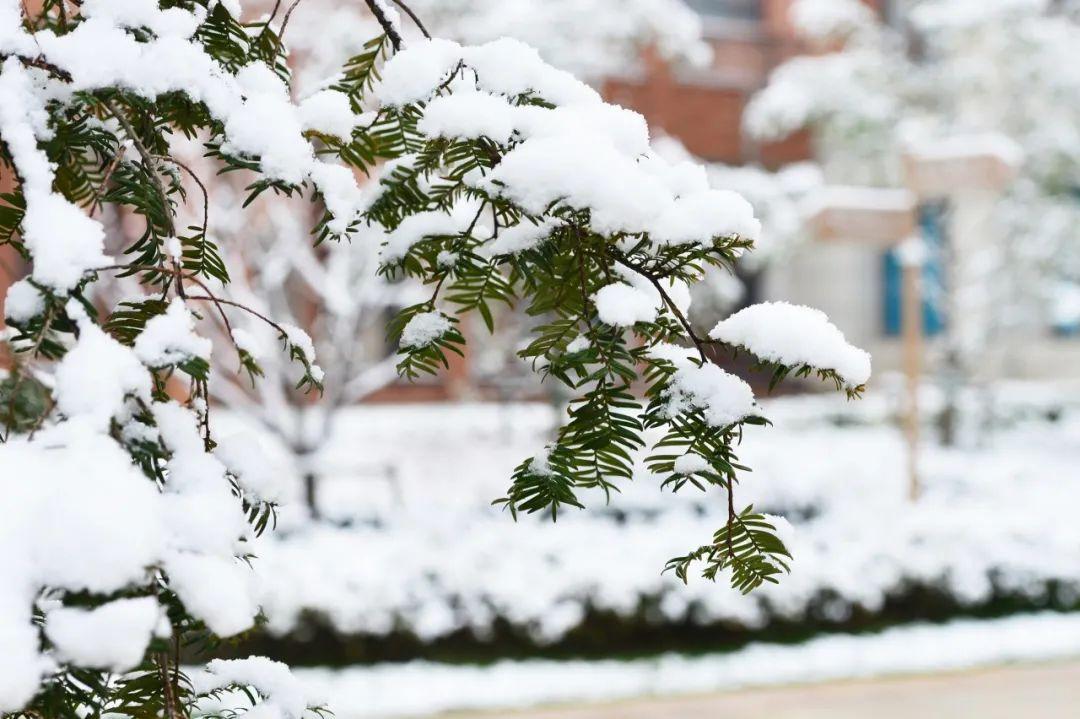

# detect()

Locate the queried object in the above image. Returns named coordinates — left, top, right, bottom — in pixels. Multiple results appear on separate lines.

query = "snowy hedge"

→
left=243, top=398, right=1080, bottom=659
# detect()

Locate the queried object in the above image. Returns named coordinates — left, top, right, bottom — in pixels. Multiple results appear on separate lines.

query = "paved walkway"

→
left=450, top=661, right=1080, bottom=718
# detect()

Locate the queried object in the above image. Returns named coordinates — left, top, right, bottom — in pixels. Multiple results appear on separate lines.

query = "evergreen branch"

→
left=615, top=255, right=708, bottom=362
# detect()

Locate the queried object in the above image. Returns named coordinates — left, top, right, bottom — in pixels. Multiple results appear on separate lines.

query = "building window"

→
left=883, top=202, right=946, bottom=337
left=684, top=0, right=762, bottom=20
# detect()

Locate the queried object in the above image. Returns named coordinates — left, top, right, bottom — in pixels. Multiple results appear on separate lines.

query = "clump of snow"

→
left=400, top=312, right=453, bottom=349
left=166, top=553, right=258, bottom=637
left=487, top=218, right=556, bottom=256
left=45, top=597, right=162, bottom=672
left=3, top=279, right=45, bottom=323
left=646, top=342, right=759, bottom=426
left=376, top=38, right=463, bottom=106
left=649, top=189, right=761, bottom=246
left=709, top=302, right=872, bottom=388
left=134, top=298, right=212, bottom=367
left=663, top=362, right=759, bottom=428
left=20, top=191, right=110, bottom=292
left=593, top=282, right=658, bottom=327
left=54, top=305, right=151, bottom=430
left=419, top=90, right=518, bottom=143
left=380, top=200, right=481, bottom=263
left=231, top=327, right=267, bottom=360
left=216, top=431, right=287, bottom=504
left=565, top=334, right=590, bottom=354
left=298, top=90, right=358, bottom=140
left=529, top=445, right=555, bottom=477
left=673, top=453, right=709, bottom=475
left=194, top=657, right=315, bottom=719
left=280, top=323, right=318, bottom=364
left=0, top=423, right=166, bottom=711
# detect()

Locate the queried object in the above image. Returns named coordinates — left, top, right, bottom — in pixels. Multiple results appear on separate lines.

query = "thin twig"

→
left=88, top=150, right=125, bottom=217
left=104, top=99, right=186, bottom=297
left=277, top=0, right=305, bottom=50
left=614, top=256, right=708, bottom=362
left=364, top=0, right=404, bottom=51
left=390, top=0, right=431, bottom=38
left=152, top=154, right=210, bottom=236
left=185, top=294, right=288, bottom=338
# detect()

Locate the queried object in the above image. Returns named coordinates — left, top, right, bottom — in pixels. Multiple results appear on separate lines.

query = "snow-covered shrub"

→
left=0, top=0, right=865, bottom=714
left=247, top=399, right=1080, bottom=655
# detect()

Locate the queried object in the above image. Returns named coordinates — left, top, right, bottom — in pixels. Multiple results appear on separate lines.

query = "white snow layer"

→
left=710, top=301, right=872, bottom=388
left=248, top=393, right=1080, bottom=648
left=295, top=612, right=1080, bottom=718
left=399, top=311, right=453, bottom=349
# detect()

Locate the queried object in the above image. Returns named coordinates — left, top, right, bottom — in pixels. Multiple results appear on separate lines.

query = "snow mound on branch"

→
left=380, top=200, right=481, bottom=262
left=649, top=189, right=761, bottom=246
left=648, top=342, right=758, bottom=427
left=377, top=37, right=762, bottom=248
left=593, top=266, right=691, bottom=328
left=673, top=453, right=709, bottom=475
left=400, top=312, right=453, bottom=349
left=134, top=298, right=212, bottom=367
left=45, top=597, right=164, bottom=672
left=217, top=432, right=289, bottom=504
left=193, top=657, right=316, bottom=719
left=0, top=425, right=166, bottom=711
left=20, top=191, right=110, bottom=292
left=486, top=217, right=559, bottom=255
left=709, top=301, right=871, bottom=388
left=3, top=279, right=45, bottom=323
left=54, top=308, right=151, bottom=430
left=298, top=90, right=359, bottom=140
left=593, top=282, right=658, bottom=326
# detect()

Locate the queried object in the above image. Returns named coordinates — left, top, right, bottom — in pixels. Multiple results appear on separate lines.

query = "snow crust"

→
left=593, top=282, right=659, bottom=327
left=134, top=298, right=213, bottom=367
left=45, top=598, right=162, bottom=672
left=372, top=36, right=764, bottom=258
left=647, top=342, right=758, bottom=427
left=193, top=657, right=317, bottom=719
left=3, top=279, right=45, bottom=323
left=400, top=311, right=452, bottom=349
left=710, top=302, right=872, bottom=388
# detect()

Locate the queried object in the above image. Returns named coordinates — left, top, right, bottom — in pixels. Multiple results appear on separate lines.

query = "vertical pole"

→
left=901, top=260, right=922, bottom=501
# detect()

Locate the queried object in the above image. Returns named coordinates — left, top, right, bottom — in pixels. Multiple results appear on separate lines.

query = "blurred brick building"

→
left=604, top=0, right=813, bottom=168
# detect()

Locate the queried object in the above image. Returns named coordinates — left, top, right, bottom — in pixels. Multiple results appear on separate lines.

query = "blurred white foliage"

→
left=248, top=394, right=1080, bottom=645
left=745, top=0, right=1080, bottom=335
left=273, top=0, right=710, bottom=95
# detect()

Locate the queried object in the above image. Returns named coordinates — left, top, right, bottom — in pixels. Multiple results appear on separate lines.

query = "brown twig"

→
left=88, top=151, right=125, bottom=217
left=151, top=154, right=210, bottom=236
left=390, top=0, right=431, bottom=39
left=614, top=256, right=708, bottom=362
left=364, top=0, right=405, bottom=51
left=103, top=99, right=186, bottom=297
left=277, top=0, right=305, bottom=50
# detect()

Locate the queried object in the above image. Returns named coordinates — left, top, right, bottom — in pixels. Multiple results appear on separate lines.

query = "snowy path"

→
left=448, top=661, right=1080, bottom=718
left=297, top=612, right=1080, bottom=717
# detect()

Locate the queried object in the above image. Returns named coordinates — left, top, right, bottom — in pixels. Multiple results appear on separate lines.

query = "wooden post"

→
left=804, top=187, right=923, bottom=500
left=901, top=261, right=922, bottom=500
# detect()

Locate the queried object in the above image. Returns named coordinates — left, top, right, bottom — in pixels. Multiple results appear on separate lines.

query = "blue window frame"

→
left=883, top=202, right=946, bottom=336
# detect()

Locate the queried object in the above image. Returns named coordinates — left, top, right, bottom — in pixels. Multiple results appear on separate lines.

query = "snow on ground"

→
left=240, top=381, right=1080, bottom=643
left=294, top=611, right=1080, bottom=718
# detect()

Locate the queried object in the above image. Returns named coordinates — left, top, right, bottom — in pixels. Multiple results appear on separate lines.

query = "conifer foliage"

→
left=0, top=0, right=868, bottom=716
